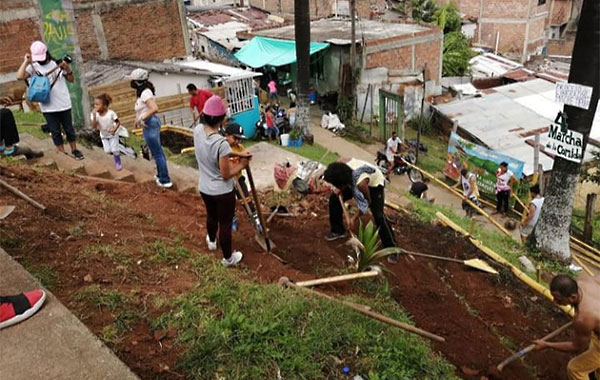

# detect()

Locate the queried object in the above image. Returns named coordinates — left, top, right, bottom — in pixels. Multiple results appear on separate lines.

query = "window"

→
left=538, top=0, right=546, bottom=5
left=226, top=77, right=254, bottom=115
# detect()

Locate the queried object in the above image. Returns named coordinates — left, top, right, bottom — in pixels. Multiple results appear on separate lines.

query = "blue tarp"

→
left=235, top=36, right=329, bottom=68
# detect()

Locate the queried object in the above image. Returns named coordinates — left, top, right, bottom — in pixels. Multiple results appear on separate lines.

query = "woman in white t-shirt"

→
left=16, top=41, right=84, bottom=160
left=91, top=93, right=122, bottom=171
left=495, top=161, right=515, bottom=216
left=127, top=68, right=171, bottom=188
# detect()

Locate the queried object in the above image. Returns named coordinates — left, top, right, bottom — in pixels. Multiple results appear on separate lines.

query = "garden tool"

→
left=496, top=322, right=572, bottom=371
left=398, top=248, right=498, bottom=275
left=0, top=205, right=15, bottom=219
left=295, top=268, right=382, bottom=288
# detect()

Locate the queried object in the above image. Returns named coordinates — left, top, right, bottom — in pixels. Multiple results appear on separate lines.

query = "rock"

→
left=83, top=274, right=93, bottom=283
left=518, top=256, right=536, bottom=273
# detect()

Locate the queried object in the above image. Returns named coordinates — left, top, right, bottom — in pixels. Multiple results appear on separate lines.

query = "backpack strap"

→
left=25, top=63, right=62, bottom=87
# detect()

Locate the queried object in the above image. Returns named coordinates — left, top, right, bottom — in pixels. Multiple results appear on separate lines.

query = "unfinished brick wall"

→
left=0, top=0, right=42, bottom=74
left=414, top=39, right=441, bottom=84
left=366, top=46, right=412, bottom=72
left=550, top=0, right=572, bottom=25
left=73, top=0, right=186, bottom=61
left=547, top=36, right=575, bottom=56
left=248, top=0, right=386, bottom=18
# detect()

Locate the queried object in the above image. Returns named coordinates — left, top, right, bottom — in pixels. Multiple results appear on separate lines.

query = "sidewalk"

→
left=0, top=247, right=139, bottom=380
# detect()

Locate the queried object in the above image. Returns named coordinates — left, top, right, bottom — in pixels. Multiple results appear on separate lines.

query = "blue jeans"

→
left=143, top=115, right=170, bottom=184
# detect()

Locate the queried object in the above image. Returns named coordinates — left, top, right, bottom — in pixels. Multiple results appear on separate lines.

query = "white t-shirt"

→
left=496, top=169, right=514, bottom=192
left=386, top=137, right=401, bottom=158
left=527, top=197, right=545, bottom=227
left=26, top=61, right=72, bottom=113
left=91, top=110, right=119, bottom=138
left=134, top=88, right=154, bottom=119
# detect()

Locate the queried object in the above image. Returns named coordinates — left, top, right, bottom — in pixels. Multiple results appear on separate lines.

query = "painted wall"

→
left=149, top=72, right=213, bottom=97
left=231, top=96, right=259, bottom=138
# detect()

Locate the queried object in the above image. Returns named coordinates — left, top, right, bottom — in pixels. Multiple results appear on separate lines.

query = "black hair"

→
left=461, top=168, right=468, bottom=176
left=500, top=162, right=509, bottom=168
left=290, top=101, right=296, bottom=108
left=323, top=162, right=353, bottom=189
left=132, top=80, right=156, bottom=98
left=203, top=114, right=226, bottom=127
left=530, top=184, right=540, bottom=195
left=550, top=275, right=578, bottom=298
left=186, top=83, right=197, bottom=91
left=392, top=131, right=397, bottom=135
left=96, top=93, right=112, bottom=106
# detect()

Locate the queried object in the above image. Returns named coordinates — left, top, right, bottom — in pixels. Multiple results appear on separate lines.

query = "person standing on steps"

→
left=493, top=162, right=515, bottom=217
left=520, top=184, right=544, bottom=243
left=456, top=168, right=481, bottom=218
left=194, top=96, right=252, bottom=267
left=187, top=83, right=212, bottom=125
left=533, top=274, right=600, bottom=380
left=16, top=41, right=84, bottom=160
left=323, top=158, right=398, bottom=262
left=91, top=93, right=123, bottom=171
left=128, top=68, right=172, bottom=188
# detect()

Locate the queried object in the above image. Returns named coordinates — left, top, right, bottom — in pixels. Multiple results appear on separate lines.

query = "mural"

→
left=37, top=0, right=85, bottom=128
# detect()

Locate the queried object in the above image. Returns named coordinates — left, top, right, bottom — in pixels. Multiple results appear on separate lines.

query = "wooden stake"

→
left=279, top=277, right=445, bottom=342
left=295, top=270, right=381, bottom=287
left=0, top=179, right=46, bottom=211
left=583, top=193, right=597, bottom=243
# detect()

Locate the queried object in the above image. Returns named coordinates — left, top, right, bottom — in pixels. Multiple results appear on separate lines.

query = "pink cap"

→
left=202, top=95, right=227, bottom=117
left=30, top=41, right=47, bottom=62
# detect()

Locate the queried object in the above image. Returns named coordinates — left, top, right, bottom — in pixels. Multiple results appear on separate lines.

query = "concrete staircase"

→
left=19, top=133, right=198, bottom=193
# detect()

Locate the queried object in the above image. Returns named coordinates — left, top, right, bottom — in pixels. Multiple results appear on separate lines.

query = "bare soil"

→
left=0, top=163, right=571, bottom=379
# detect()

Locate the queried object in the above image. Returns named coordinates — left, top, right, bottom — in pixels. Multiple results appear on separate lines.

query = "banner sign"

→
left=444, top=132, right=525, bottom=197
left=546, top=124, right=584, bottom=163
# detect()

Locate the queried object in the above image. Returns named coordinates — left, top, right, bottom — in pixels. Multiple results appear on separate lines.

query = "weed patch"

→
left=146, top=240, right=192, bottom=264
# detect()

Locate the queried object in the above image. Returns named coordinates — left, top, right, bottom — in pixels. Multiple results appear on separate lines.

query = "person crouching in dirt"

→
left=223, top=122, right=255, bottom=231
left=323, top=159, right=398, bottom=262
left=194, top=96, right=252, bottom=267
left=533, top=274, right=600, bottom=380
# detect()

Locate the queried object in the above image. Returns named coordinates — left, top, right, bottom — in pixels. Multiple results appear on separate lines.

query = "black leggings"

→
left=496, top=190, right=511, bottom=213
left=0, top=108, right=19, bottom=146
left=329, top=185, right=397, bottom=248
left=43, top=109, right=76, bottom=147
left=200, top=191, right=236, bottom=259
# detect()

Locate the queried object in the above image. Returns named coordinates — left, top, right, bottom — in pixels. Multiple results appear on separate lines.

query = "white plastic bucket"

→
left=280, top=133, right=290, bottom=146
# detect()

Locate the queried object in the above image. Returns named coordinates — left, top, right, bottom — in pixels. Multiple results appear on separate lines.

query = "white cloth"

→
left=385, top=137, right=401, bottom=161
left=346, top=158, right=386, bottom=188
left=101, top=135, right=120, bottom=155
left=91, top=110, right=119, bottom=138
left=528, top=197, right=544, bottom=227
left=461, top=173, right=479, bottom=199
left=134, top=89, right=154, bottom=119
left=496, top=169, right=513, bottom=192
left=26, top=61, right=71, bottom=113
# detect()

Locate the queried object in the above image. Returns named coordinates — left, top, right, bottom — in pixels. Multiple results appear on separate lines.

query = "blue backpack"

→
left=27, top=65, right=60, bottom=104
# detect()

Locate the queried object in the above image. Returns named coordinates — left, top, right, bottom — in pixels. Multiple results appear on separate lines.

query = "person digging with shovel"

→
left=323, top=159, right=398, bottom=263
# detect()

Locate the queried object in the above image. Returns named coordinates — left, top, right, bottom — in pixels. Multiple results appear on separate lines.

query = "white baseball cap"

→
left=126, top=68, right=149, bottom=81
left=30, top=41, right=48, bottom=62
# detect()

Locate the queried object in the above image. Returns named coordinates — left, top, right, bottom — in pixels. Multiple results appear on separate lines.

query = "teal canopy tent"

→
left=235, top=36, right=330, bottom=68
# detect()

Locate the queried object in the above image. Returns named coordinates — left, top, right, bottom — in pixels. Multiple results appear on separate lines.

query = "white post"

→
left=495, top=31, right=500, bottom=54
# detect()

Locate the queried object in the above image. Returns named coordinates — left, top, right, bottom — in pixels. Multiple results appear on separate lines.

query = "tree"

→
left=294, top=0, right=312, bottom=140
left=433, top=2, right=461, bottom=34
left=442, top=32, right=475, bottom=77
left=411, top=0, right=438, bottom=23
left=530, top=0, right=600, bottom=261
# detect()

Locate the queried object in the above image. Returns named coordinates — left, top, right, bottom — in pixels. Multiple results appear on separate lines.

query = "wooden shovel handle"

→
left=245, top=166, right=271, bottom=251
left=497, top=321, right=572, bottom=371
left=338, top=194, right=353, bottom=233
left=0, top=178, right=46, bottom=211
left=295, top=270, right=380, bottom=287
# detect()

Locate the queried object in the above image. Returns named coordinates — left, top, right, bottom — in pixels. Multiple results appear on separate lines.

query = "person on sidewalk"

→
left=533, top=274, right=600, bottom=380
left=456, top=168, right=481, bottom=218
left=494, top=162, right=515, bottom=217
left=385, top=131, right=401, bottom=179
left=520, top=184, right=544, bottom=243
left=0, top=108, right=43, bottom=159
left=194, top=96, right=252, bottom=267
left=323, top=158, right=398, bottom=261
left=267, top=79, right=278, bottom=103
left=91, top=93, right=123, bottom=171
left=187, top=83, right=212, bottom=125
left=16, top=41, right=84, bottom=160
left=128, top=68, right=172, bottom=188
left=0, top=289, right=46, bottom=330
left=409, top=177, right=434, bottom=203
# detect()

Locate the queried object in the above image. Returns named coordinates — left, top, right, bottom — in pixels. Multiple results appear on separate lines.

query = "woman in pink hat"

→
left=193, top=96, right=252, bottom=267
left=16, top=41, right=84, bottom=160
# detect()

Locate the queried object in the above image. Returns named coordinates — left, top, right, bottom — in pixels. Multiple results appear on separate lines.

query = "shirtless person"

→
left=533, top=274, right=600, bottom=380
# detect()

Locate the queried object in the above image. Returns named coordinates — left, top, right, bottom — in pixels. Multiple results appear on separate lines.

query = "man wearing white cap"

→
left=17, top=41, right=84, bottom=160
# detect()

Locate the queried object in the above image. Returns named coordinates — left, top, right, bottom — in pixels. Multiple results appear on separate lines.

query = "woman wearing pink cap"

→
left=17, top=41, right=84, bottom=160
left=193, top=96, right=252, bottom=267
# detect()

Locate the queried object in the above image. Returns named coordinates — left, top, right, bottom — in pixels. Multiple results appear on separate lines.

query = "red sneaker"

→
left=0, top=289, right=46, bottom=330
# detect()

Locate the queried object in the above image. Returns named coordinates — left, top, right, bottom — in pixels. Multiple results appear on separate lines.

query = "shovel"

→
left=398, top=248, right=498, bottom=274
left=0, top=205, right=15, bottom=220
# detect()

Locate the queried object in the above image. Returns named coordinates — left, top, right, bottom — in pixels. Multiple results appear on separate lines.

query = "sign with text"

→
left=546, top=125, right=584, bottom=163
left=444, top=132, right=524, bottom=198
left=555, top=82, right=593, bottom=110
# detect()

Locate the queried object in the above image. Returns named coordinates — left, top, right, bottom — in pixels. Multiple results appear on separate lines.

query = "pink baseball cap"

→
left=203, top=95, right=227, bottom=117
left=30, top=41, right=47, bottom=61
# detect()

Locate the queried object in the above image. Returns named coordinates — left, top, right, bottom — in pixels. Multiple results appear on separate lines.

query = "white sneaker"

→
left=206, top=235, right=217, bottom=251
left=155, top=177, right=173, bottom=188
left=221, top=251, right=243, bottom=267
left=569, top=263, right=582, bottom=272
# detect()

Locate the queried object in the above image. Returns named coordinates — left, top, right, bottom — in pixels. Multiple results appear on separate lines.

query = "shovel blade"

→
left=255, top=233, right=276, bottom=252
left=0, top=205, right=15, bottom=220
left=464, top=259, right=498, bottom=274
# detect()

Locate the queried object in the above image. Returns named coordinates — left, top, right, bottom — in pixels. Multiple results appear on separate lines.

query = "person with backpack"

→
left=16, top=41, right=84, bottom=160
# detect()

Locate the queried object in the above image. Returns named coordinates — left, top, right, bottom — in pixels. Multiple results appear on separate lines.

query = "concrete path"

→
left=0, top=247, right=139, bottom=380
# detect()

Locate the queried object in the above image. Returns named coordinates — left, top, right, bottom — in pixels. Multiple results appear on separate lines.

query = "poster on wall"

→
left=443, top=132, right=525, bottom=197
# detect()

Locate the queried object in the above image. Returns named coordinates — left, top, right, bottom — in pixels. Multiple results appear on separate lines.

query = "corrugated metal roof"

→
left=435, top=78, right=600, bottom=176
left=469, top=53, right=522, bottom=78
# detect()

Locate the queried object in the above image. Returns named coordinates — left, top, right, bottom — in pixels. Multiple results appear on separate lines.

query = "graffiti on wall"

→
left=37, top=0, right=84, bottom=128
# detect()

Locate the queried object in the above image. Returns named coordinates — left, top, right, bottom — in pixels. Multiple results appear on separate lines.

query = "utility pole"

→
left=350, top=0, right=356, bottom=118
left=415, top=62, right=427, bottom=165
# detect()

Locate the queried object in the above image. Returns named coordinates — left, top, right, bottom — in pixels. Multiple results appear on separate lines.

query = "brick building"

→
left=247, top=0, right=387, bottom=19
left=436, top=0, right=579, bottom=62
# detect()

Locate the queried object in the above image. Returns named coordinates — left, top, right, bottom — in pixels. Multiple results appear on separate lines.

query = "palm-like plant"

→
left=347, top=221, right=399, bottom=272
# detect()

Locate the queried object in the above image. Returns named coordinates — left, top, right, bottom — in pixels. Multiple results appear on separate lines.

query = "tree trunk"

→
left=531, top=0, right=600, bottom=261
left=294, top=0, right=312, bottom=140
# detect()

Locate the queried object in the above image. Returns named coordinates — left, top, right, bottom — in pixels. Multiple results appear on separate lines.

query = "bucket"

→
left=280, top=133, right=290, bottom=147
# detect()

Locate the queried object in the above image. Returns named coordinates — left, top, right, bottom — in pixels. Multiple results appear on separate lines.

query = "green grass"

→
left=13, top=110, right=49, bottom=140
left=145, top=239, right=192, bottom=264
left=408, top=196, right=572, bottom=280
left=404, top=128, right=448, bottom=176
left=273, top=141, right=340, bottom=165
left=571, top=208, right=600, bottom=246
left=150, top=254, right=457, bottom=380
left=22, top=261, right=57, bottom=289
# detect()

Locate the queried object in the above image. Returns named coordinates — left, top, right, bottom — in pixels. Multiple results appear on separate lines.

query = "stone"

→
left=518, top=256, right=536, bottom=273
